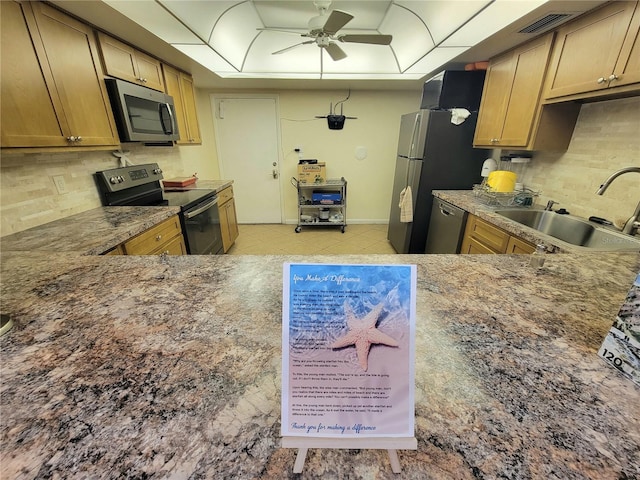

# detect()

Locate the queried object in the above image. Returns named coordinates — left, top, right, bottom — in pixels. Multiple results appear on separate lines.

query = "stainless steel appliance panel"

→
left=425, top=198, right=468, bottom=254
left=387, top=110, right=483, bottom=253
left=387, top=156, right=422, bottom=254
left=105, top=79, right=179, bottom=143
left=182, top=196, right=223, bottom=255
left=396, top=111, right=428, bottom=159
left=387, top=70, right=487, bottom=254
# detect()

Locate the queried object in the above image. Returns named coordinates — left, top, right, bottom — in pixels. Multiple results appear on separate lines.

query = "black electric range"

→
left=95, top=163, right=223, bottom=254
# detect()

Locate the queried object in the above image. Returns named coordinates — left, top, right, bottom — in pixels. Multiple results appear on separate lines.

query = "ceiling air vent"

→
left=519, top=13, right=573, bottom=34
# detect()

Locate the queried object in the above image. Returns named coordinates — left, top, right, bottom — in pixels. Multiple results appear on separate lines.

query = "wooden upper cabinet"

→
left=179, top=72, right=202, bottom=144
left=162, top=64, right=201, bottom=144
left=474, top=33, right=578, bottom=151
left=97, top=32, right=165, bottom=91
left=543, top=1, right=640, bottom=100
left=1, top=1, right=118, bottom=149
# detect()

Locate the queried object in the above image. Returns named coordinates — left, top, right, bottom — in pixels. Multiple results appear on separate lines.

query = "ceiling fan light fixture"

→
left=308, top=15, right=327, bottom=33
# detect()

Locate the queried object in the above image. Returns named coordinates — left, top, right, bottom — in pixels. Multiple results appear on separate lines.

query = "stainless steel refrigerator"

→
left=387, top=71, right=487, bottom=254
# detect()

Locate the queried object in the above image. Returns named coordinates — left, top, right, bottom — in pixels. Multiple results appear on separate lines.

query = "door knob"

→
left=272, top=169, right=279, bottom=179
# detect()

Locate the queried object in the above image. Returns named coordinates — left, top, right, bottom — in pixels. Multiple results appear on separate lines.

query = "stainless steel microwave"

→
left=105, top=78, right=179, bottom=143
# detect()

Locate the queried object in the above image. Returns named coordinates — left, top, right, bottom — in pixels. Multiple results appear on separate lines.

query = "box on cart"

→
left=312, top=191, right=342, bottom=204
left=297, top=162, right=326, bottom=184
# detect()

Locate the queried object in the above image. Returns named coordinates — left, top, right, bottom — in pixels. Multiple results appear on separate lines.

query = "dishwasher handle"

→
left=438, top=201, right=463, bottom=217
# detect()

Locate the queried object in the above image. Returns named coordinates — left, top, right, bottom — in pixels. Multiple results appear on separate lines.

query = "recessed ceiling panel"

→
left=322, top=44, right=398, bottom=73
left=255, top=1, right=390, bottom=29
left=161, top=0, right=237, bottom=41
left=207, top=2, right=264, bottom=69
left=245, top=34, right=324, bottom=73
left=396, top=0, right=492, bottom=44
left=380, top=4, right=433, bottom=71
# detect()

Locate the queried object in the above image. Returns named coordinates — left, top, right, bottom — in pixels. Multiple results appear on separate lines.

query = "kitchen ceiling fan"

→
left=258, top=1, right=392, bottom=61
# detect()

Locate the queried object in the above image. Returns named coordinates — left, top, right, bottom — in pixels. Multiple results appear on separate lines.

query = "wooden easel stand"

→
left=281, top=436, right=418, bottom=474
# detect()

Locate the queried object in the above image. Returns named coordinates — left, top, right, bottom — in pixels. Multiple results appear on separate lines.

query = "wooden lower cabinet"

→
left=103, top=244, right=124, bottom=255
left=461, top=214, right=535, bottom=254
left=218, top=186, right=239, bottom=253
left=506, top=236, right=536, bottom=254
left=122, top=215, right=186, bottom=255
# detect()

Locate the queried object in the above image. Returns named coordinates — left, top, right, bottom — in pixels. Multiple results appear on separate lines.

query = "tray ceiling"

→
left=101, top=0, right=558, bottom=80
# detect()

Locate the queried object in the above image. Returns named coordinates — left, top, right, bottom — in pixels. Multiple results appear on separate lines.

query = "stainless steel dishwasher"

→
left=424, top=198, right=468, bottom=253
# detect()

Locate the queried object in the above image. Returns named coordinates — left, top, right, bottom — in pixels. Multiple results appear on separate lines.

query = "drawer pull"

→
left=156, top=235, right=162, bottom=241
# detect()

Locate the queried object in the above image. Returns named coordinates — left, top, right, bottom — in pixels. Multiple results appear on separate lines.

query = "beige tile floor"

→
left=226, top=223, right=397, bottom=255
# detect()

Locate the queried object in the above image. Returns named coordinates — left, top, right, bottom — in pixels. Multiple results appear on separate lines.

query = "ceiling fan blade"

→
left=325, top=42, right=347, bottom=61
left=338, top=34, right=393, bottom=45
left=322, top=10, right=353, bottom=35
left=272, top=41, right=314, bottom=55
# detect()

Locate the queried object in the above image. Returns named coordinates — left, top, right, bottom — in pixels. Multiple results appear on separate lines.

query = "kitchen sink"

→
left=494, top=209, right=640, bottom=251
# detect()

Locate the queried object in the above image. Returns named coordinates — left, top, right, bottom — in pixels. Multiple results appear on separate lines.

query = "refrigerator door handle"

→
left=408, top=114, right=421, bottom=158
left=405, top=159, right=417, bottom=187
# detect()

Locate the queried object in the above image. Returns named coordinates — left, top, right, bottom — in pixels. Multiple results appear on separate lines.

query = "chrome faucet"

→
left=545, top=200, right=558, bottom=211
left=595, top=166, right=640, bottom=236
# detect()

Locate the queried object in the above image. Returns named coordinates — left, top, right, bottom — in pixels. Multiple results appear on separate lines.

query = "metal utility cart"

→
left=291, top=177, right=347, bottom=233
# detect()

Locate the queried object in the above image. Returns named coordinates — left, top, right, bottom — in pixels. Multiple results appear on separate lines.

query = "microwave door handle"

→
left=165, top=103, right=176, bottom=135
left=158, top=103, right=175, bottom=135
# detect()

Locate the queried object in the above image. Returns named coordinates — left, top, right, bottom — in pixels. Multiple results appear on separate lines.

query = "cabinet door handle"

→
left=597, top=77, right=606, bottom=84
left=156, top=234, right=162, bottom=241
left=608, top=74, right=619, bottom=82
left=490, top=138, right=499, bottom=144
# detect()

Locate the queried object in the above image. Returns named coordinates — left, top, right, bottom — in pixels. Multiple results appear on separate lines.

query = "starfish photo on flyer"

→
left=330, top=302, right=399, bottom=371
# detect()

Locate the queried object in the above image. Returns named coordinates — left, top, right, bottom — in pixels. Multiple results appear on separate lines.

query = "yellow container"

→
left=487, top=170, right=517, bottom=192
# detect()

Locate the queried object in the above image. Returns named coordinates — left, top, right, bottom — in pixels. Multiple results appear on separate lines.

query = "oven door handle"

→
left=184, top=197, right=218, bottom=219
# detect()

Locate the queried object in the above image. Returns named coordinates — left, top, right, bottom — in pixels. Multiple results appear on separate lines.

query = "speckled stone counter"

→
left=432, top=190, right=640, bottom=253
left=1, top=251, right=639, bottom=479
left=165, top=179, right=233, bottom=193
left=0, top=207, right=180, bottom=255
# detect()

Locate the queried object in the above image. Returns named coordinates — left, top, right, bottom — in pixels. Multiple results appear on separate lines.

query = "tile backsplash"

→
left=0, top=145, right=189, bottom=236
left=521, top=96, right=640, bottom=229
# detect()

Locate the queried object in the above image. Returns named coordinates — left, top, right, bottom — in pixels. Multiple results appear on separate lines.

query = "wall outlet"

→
left=52, top=175, right=67, bottom=194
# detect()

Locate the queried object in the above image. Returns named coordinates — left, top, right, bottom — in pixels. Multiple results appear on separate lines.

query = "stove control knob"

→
left=118, top=176, right=125, bottom=183
left=153, top=168, right=162, bottom=175
left=109, top=176, right=118, bottom=184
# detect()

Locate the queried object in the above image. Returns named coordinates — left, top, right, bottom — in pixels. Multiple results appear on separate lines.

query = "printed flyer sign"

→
left=598, top=272, right=640, bottom=387
left=282, top=263, right=416, bottom=438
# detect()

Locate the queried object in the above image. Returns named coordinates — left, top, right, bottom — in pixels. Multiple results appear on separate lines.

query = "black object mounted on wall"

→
left=315, top=90, right=356, bottom=130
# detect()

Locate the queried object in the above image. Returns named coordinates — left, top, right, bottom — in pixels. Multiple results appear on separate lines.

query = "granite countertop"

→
left=432, top=190, right=640, bottom=253
left=166, top=179, right=233, bottom=193
left=1, top=251, right=639, bottom=479
left=0, top=207, right=181, bottom=255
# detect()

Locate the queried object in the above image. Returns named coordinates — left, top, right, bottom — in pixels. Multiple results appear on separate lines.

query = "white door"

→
left=212, top=95, right=282, bottom=223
